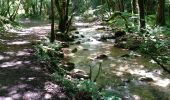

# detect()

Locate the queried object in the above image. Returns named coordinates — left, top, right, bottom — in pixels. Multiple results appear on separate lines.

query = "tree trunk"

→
left=169, top=4, right=170, bottom=24
left=55, top=0, right=70, bottom=33
left=138, top=0, right=145, bottom=32
left=156, top=0, right=165, bottom=26
left=145, top=0, right=155, bottom=15
left=50, top=0, right=55, bottom=43
left=131, top=0, right=138, bottom=24
left=39, top=0, right=43, bottom=16
left=115, top=0, right=124, bottom=12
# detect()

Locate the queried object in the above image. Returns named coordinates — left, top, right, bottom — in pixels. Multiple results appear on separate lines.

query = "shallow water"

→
left=68, top=21, right=170, bottom=100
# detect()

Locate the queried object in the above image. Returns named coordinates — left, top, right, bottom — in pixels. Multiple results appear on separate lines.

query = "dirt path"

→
left=0, top=21, right=67, bottom=100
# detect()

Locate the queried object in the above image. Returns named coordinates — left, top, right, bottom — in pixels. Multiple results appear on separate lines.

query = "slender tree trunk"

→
left=115, top=0, right=124, bottom=12
left=39, top=0, right=43, bottom=16
left=131, top=0, right=138, bottom=24
left=55, top=0, right=70, bottom=33
left=169, top=4, right=170, bottom=24
left=50, top=0, right=55, bottom=43
left=156, top=0, right=165, bottom=26
left=138, top=0, right=145, bottom=32
left=10, top=0, right=22, bottom=21
left=145, top=0, right=155, bottom=15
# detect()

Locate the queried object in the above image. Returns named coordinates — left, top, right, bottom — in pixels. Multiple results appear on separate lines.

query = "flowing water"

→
left=68, top=20, right=170, bottom=100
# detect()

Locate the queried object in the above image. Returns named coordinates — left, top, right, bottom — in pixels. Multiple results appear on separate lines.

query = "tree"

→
left=138, top=0, right=145, bottom=32
left=156, top=0, right=166, bottom=26
left=131, top=0, right=138, bottom=24
left=50, top=0, right=55, bottom=43
left=145, top=0, right=156, bottom=15
left=55, top=0, right=70, bottom=33
left=115, top=0, right=124, bottom=12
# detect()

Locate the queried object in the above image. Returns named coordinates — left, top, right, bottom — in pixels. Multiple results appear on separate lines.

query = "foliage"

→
left=51, top=72, right=78, bottom=96
left=139, top=26, right=170, bottom=71
left=35, top=39, right=66, bottom=74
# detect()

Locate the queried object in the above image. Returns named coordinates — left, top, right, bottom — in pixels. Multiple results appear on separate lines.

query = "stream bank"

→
left=65, top=19, right=170, bottom=100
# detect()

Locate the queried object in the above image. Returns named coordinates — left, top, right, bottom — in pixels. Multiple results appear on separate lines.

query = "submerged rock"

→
left=121, top=54, right=130, bottom=57
left=139, top=77, right=154, bottom=82
left=96, top=54, right=108, bottom=59
left=75, top=41, right=81, bottom=44
left=80, top=35, right=85, bottom=38
left=71, top=48, right=78, bottom=53
left=98, top=34, right=115, bottom=41
left=75, top=31, right=79, bottom=34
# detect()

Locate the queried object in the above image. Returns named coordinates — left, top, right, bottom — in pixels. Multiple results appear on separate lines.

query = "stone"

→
left=75, top=31, right=79, bottom=34
left=61, top=42, right=69, bottom=48
left=96, top=54, right=108, bottom=59
left=139, top=77, right=154, bottom=82
left=55, top=52, right=64, bottom=58
left=68, top=69, right=89, bottom=79
left=80, top=35, right=85, bottom=38
left=63, top=62, right=75, bottom=71
left=75, top=41, right=81, bottom=44
left=115, top=31, right=126, bottom=38
left=71, top=48, right=78, bottom=53
left=121, top=54, right=130, bottom=57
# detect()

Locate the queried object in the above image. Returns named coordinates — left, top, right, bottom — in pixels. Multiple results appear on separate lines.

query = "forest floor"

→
left=0, top=20, right=68, bottom=100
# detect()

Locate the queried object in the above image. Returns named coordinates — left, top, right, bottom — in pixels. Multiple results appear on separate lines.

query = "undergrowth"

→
left=35, top=38, right=122, bottom=100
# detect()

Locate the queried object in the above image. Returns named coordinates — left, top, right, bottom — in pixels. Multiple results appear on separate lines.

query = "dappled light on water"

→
left=113, top=64, right=170, bottom=87
left=69, top=20, right=170, bottom=99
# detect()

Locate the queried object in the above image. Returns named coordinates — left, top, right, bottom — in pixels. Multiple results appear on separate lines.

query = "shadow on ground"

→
left=0, top=21, right=68, bottom=100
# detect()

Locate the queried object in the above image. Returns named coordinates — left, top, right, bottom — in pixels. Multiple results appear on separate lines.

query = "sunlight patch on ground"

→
left=0, top=39, right=6, bottom=42
left=8, top=24, right=50, bottom=38
left=0, top=61, right=22, bottom=68
left=0, top=61, right=30, bottom=68
left=4, top=52, right=15, bottom=55
left=0, top=83, right=44, bottom=99
left=0, top=55, right=9, bottom=60
left=8, top=29, right=34, bottom=35
left=16, top=51, right=30, bottom=56
left=7, top=41, right=30, bottom=45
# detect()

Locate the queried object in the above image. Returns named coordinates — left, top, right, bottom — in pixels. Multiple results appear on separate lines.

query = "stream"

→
left=67, top=19, right=170, bottom=100
left=1, top=19, right=169, bottom=99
